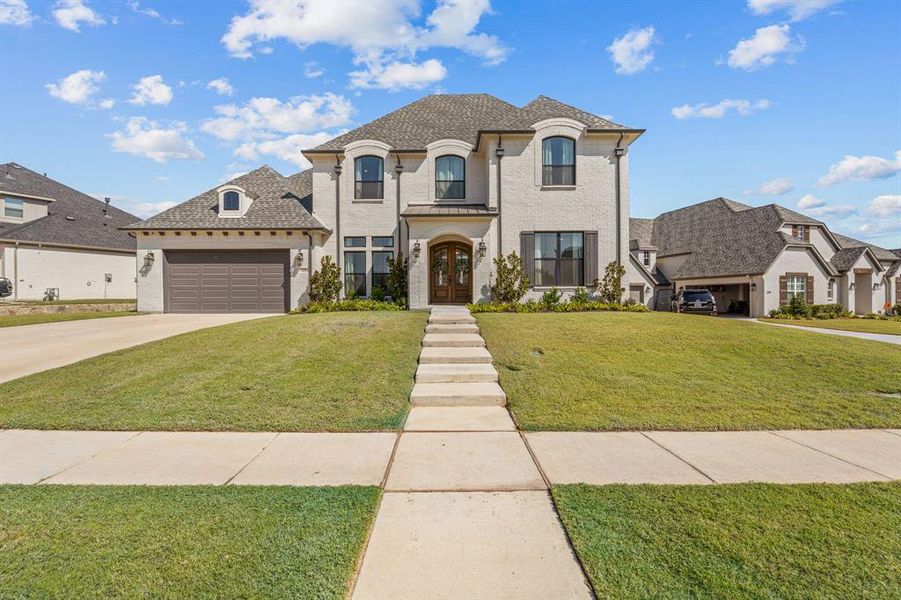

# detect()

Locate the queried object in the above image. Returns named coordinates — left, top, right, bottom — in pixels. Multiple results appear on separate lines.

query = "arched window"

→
left=435, top=155, right=465, bottom=200
left=542, top=136, right=575, bottom=185
left=222, top=190, right=240, bottom=211
left=355, top=156, right=384, bottom=199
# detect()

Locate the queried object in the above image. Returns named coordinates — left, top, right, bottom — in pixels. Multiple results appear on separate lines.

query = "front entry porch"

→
left=429, top=241, right=472, bottom=304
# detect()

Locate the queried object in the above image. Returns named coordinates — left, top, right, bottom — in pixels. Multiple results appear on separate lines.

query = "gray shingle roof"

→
left=124, top=166, right=328, bottom=231
left=0, top=162, right=138, bottom=251
left=646, top=198, right=829, bottom=279
left=401, top=204, right=498, bottom=217
left=628, top=218, right=655, bottom=249
left=830, top=247, right=867, bottom=272
left=309, top=94, right=633, bottom=152
left=831, top=232, right=899, bottom=262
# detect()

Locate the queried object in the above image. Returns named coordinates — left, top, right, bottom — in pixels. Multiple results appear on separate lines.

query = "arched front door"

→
left=430, top=241, right=472, bottom=304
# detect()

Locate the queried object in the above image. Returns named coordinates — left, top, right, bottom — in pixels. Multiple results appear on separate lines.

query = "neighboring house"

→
left=125, top=94, right=645, bottom=312
left=0, top=163, right=138, bottom=301
left=629, top=198, right=900, bottom=316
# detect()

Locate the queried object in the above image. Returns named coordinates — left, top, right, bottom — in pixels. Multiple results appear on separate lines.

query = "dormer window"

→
left=223, top=191, right=240, bottom=212
left=796, top=225, right=805, bottom=240
left=642, top=251, right=651, bottom=267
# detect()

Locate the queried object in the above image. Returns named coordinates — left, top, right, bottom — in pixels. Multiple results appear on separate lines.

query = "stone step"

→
left=416, top=363, right=499, bottom=384
left=425, top=323, right=479, bottom=334
left=410, top=382, right=507, bottom=407
left=419, top=347, right=493, bottom=364
left=428, top=314, right=476, bottom=325
left=422, top=333, right=485, bottom=348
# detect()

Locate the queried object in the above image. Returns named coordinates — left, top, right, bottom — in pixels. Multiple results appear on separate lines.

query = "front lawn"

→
left=477, top=312, right=901, bottom=430
left=0, top=310, right=138, bottom=328
left=0, top=485, right=379, bottom=598
left=0, top=312, right=426, bottom=431
left=759, top=317, right=901, bottom=336
left=553, top=483, right=901, bottom=599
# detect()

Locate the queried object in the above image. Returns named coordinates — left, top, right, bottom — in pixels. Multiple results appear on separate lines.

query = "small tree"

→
left=595, top=261, right=626, bottom=305
left=310, top=256, right=341, bottom=303
left=387, top=253, right=408, bottom=304
left=490, top=252, right=530, bottom=303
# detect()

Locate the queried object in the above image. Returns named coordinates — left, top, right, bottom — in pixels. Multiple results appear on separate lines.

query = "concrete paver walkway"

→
left=0, top=312, right=271, bottom=382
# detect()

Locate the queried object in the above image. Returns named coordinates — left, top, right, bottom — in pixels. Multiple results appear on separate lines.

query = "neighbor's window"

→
left=435, top=155, right=465, bottom=200
left=827, top=279, right=834, bottom=301
left=344, top=252, right=366, bottom=297
left=222, top=191, right=240, bottom=211
left=3, top=197, right=24, bottom=219
left=534, top=232, right=583, bottom=286
left=344, top=236, right=366, bottom=248
left=355, top=156, right=384, bottom=199
left=786, top=275, right=806, bottom=301
left=542, top=136, right=575, bottom=185
left=795, top=225, right=806, bottom=240
left=642, top=251, right=651, bottom=267
left=372, top=251, right=393, bottom=293
left=372, top=236, right=394, bottom=248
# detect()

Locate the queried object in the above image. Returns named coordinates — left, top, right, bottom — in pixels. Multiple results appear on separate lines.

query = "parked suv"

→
left=0, top=277, right=12, bottom=298
left=672, top=289, right=717, bottom=316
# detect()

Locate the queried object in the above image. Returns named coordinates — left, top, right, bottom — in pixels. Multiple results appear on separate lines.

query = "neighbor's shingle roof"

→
left=646, top=198, right=830, bottom=279
left=831, top=232, right=899, bottom=262
left=309, top=94, right=633, bottom=152
left=830, top=247, right=868, bottom=272
left=628, top=218, right=655, bottom=249
left=124, top=166, right=327, bottom=231
left=0, top=162, right=138, bottom=251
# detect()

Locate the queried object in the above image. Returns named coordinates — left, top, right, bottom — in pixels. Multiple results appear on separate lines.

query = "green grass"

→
left=0, top=311, right=426, bottom=431
left=553, top=483, right=901, bottom=599
left=760, top=317, right=901, bottom=335
left=476, top=312, right=901, bottom=430
left=0, top=485, right=379, bottom=599
left=0, top=310, right=138, bottom=328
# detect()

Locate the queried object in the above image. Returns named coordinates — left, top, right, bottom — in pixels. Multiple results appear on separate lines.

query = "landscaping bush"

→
left=769, top=300, right=850, bottom=320
left=490, top=252, right=529, bottom=303
left=468, top=300, right=647, bottom=314
left=293, top=299, right=405, bottom=313
left=387, top=253, right=408, bottom=305
left=571, top=286, right=590, bottom=305
left=594, top=261, right=626, bottom=305
left=540, top=287, right=563, bottom=309
left=309, top=256, right=341, bottom=303
left=370, top=286, right=387, bottom=302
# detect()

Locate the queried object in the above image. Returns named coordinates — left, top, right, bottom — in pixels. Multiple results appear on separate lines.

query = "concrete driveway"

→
left=0, top=313, right=272, bottom=383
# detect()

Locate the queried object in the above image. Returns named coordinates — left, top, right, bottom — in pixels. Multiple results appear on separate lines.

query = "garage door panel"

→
left=165, top=250, right=288, bottom=313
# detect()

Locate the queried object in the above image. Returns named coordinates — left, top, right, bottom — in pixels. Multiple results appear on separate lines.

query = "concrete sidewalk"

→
left=752, top=318, right=901, bottom=346
left=0, top=313, right=272, bottom=382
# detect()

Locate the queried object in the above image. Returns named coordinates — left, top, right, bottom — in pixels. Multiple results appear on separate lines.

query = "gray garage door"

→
left=165, top=250, right=289, bottom=313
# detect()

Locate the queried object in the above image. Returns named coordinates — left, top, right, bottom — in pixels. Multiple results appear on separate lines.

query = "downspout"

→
left=495, top=135, right=504, bottom=256
left=394, top=151, right=403, bottom=257
left=333, top=154, right=343, bottom=280
left=13, top=242, right=18, bottom=301
left=614, top=132, right=625, bottom=267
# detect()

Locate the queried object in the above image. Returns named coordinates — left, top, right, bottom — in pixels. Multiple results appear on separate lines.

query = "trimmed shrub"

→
left=387, top=253, right=408, bottom=305
left=309, top=256, right=341, bottom=303
left=571, top=286, right=590, bottom=305
left=540, top=287, right=563, bottom=309
left=490, top=252, right=529, bottom=303
left=595, top=261, right=626, bottom=305
left=467, top=300, right=647, bottom=314
left=292, top=299, right=405, bottom=313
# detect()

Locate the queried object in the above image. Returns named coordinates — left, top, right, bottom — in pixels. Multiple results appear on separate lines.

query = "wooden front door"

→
left=430, top=242, right=472, bottom=304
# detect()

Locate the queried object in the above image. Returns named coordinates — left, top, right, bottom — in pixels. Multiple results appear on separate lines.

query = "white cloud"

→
left=0, top=0, right=33, bottom=26
left=349, top=58, right=447, bottom=91
left=235, top=132, right=336, bottom=168
left=607, top=26, right=657, bottom=75
left=807, top=204, right=857, bottom=217
left=98, top=98, right=115, bottom=109
left=52, top=0, right=105, bottom=32
left=127, top=1, right=182, bottom=25
left=747, top=0, right=840, bottom=21
left=797, top=194, right=825, bottom=209
left=207, top=77, right=234, bottom=96
left=132, top=201, right=177, bottom=218
left=671, top=98, right=771, bottom=119
left=868, top=194, right=901, bottom=218
left=108, top=117, right=204, bottom=163
left=727, top=24, right=803, bottom=71
left=45, top=69, right=106, bottom=105
left=304, top=60, right=324, bottom=79
left=817, top=151, right=901, bottom=186
left=221, top=0, right=506, bottom=89
left=201, top=93, right=353, bottom=142
left=129, top=75, right=173, bottom=106
left=746, top=176, right=794, bottom=196
left=156, top=176, right=170, bottom=182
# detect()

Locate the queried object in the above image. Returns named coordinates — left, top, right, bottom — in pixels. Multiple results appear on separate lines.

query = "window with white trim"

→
left=642, top=251, right=651, bottom=267
left=827, top=279, right=834, bottom=301
left=786, top=275, right=806, bottom=301
left=3, top=197, right=24, bottom=219
left=222, top=191, right=240, bottom=212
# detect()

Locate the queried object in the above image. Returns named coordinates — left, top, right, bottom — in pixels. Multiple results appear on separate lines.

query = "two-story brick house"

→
left=125, top=94, right=646, bottom=312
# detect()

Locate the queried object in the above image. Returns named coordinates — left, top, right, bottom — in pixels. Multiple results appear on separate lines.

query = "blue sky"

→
left=1, top=0, right=899, bottom=246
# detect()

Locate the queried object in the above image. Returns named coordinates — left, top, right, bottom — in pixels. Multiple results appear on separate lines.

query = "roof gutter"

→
left=0, top=238, right=135, bottom=254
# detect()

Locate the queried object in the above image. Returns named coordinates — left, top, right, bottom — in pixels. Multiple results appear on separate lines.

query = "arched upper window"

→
left=542, top=136, right=575, bottom=185
left=355, top=156, right=384, bottom=199
left=435, top=155, right=465, bottom=200
left=222, top=190, right=240, bottom=211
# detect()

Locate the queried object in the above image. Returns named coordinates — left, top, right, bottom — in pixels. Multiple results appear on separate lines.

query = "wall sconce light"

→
left=495, top=147, right=505, bottom=158
left=143, top=251, right=155, bottom=268
left=478, top=241, right=487, bottom=258
left=645, top=286, right=651, bottom=294
left=849, top=282, right=856, bottom=291
left=750, top=282, right=757, bottom=292
left=333, top=163, right=342, bottom=175
left=395, top=163, right=404, bottom=174
left=294, top=251, right=304, bottom=268
left=412, top=241, right=421, bottom=259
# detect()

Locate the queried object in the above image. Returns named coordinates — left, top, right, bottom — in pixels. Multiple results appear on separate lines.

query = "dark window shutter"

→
left=791, top=225, right=798, bottom=239
left=520, top=232, right=535, bottom=287
left=779, top=275, right=788, bottom=306
left=896, top=278, right=900, bottom=304
left=583, top=231, right=598, bottom=286
left=806, top=275, right=814, bottom=304
left=804, top=227, right=810, bottom=242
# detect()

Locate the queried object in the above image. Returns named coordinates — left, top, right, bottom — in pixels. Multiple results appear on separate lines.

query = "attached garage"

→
left=164, top=250, right=289, bottom=313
